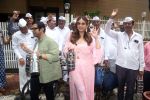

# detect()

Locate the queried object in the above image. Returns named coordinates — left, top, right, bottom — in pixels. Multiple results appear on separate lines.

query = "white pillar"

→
left=71, top=14, right=74, bottom=23
left=141, top=11, right=146, bottom=39
left=142, top=20, right=145, bottom=39
left=65, top=13, right=70, bottom=26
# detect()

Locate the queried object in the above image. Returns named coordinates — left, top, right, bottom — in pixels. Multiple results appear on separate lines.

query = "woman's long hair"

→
left=70, top=16, right=92, bottom=46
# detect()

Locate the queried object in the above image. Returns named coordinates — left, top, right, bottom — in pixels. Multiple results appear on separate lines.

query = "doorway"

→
left=28, top=6, right=59, bottom=22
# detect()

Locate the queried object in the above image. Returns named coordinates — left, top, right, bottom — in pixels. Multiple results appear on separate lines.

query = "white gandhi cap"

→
left=123, top=17, right=133, bottom=23
left=25, top=13, right=32, bottom=18
left=72, top=19, right=76, bottom=23
left=119, top=21, right=123, bottom=25
left=18, top=18, right=27, bottom=27
left=59, top=16, right=66, bottom=20
left=40, top=17, right=48, bottom=25
left=92, top=16, right=100, bottom=21
left=52, top=16, right=56, bottom=21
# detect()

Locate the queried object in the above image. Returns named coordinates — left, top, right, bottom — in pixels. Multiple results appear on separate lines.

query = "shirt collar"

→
left=124, top=31, right=137, bottom=40
left=21, top=30, right=30, bottom=35
left=39, top=34, right=46, bottom=42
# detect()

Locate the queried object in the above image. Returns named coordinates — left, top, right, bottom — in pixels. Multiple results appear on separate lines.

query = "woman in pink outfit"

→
left=143, top=41, right=150, bottom=92
left=64, top=16, right=102, bottom=100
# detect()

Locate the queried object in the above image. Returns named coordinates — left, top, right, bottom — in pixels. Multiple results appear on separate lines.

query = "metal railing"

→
left=0, top=20, right=150, bottom=71
left=0, top=22, right=18, bottom=72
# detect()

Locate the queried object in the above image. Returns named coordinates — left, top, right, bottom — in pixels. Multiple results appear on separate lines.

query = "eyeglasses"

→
left=31, top=27, right=38, bottom=30
left=124, top=22, right=132, bottom=26
left=13, top=13, right=19, bottom=16
left=76, top=22, right=86, bottom=25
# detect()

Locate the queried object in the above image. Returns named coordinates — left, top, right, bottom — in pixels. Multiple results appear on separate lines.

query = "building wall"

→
left=28, top=0, right=64, bottom=11
left=0, top=0, right=149, bottom=21
left=71, top=0, right=150, bottom=20
left=0, top=0, right=27, bottom=13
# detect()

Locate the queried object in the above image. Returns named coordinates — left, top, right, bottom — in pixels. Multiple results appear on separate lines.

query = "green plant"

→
left=84, top=10, right=100, bottom=18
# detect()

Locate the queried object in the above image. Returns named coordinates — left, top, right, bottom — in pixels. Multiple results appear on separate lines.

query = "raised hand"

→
left=19, top=58, right=25, bottom=66
left=91, top=27, right=101, bottom=49
left=91, top=27, right=99, bottom=39
left=111, top=9, right=118, bottom=18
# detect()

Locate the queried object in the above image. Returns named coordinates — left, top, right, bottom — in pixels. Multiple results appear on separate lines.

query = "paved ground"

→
left=0, top=73, right=143, bottom=100
left=0, top=94, right=116, bottom=100
left=0, top=95, right=16, bottom=100
left=0, top=73, right=19, bottom=95
left=0, top=73, right=19, bottom=100
left=0, top=73, right=116, bottom=100
left=0, top=94, right=47, bottom=100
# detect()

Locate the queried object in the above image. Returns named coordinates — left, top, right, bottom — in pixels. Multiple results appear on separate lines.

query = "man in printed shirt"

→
left=12, top=18, right=36, bottom=92
left=7, top=10, right=20, bottom=37
left=104, top=9, right=145, bottom=100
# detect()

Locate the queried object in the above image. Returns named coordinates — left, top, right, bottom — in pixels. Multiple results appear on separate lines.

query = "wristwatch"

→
left=39, top=55, right=42, bottom=59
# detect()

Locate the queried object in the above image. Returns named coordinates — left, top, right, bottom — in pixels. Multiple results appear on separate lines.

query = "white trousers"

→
left=18, top=64, right=30, bottom=92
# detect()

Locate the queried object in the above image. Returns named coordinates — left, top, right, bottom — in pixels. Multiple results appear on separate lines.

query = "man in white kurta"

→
left=104, top=9, right=144, bottom=100
left=45, top=15, right=59, bottom=44
left=55, top=16, right=70, bottom=82
left=12, top=18, right=36, bottom=92
left=55, top=16, right=70, bottom=51
left=91, top=16, right=108, bottom=65
left=104, top=24, right=118, bottom=73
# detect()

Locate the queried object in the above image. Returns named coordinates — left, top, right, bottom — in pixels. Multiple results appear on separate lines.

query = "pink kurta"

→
left=64, top=39, right=102, bottom=100
left=144, top=42, right=150, bottom=71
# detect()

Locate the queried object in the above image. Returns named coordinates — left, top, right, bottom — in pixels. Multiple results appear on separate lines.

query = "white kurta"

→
left=105, top=34, right=117, bottom=60
left=12, top=30, right=36, bottom=91
left=97, top=28, right=108, bottom=64
left=55, top=26, right=70, bottom=51
left=45, top=26, right=59, bottom=44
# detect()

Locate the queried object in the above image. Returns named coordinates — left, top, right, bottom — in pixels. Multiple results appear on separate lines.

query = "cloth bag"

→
left=95, top=64, right=104, bottom=87
left=134, top=75, right=143, bottom=100
left=66, top=50, right=75, bottom=71
left=102, top=70, right=118, bottom=92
